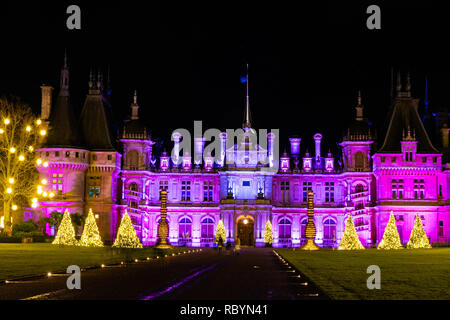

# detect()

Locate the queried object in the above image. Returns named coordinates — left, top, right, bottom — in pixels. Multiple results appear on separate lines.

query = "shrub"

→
left=12, top=222, right=37, bottom=235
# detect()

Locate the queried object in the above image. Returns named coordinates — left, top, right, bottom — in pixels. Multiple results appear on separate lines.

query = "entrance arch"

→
left=236, top=216, right=255, bottom=246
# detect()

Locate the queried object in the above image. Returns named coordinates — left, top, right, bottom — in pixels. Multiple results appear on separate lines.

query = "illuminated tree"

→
left=0, top=97, right=47, bottom=235
left=377, top=211, right=403, bottom=250
left=264, top=220, right=273, bottom=246
left=215, top=220, right=226, bottom=244
left=112, top=211, right=143, bottom=248
left=338, top=215, right=364, bottom=250
left=52, top=209, right=78, bottom=246
left=79, top=208, right=103, bottom=247
left=406, top=215, right=431, bottom=249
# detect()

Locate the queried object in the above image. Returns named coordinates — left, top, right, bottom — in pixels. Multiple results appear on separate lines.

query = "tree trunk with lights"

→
left=0, top=97, right=45, bottom=235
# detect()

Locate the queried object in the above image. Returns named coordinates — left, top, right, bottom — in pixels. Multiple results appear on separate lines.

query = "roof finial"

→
left=97, top=71, right=103, bottom=91
left=131, top=90, right=139, bottom=120
left=88, top=68, right=94, bottom=89
left=242, top=63, right=252, bottom=129
left=355, top=90, right=363, bottom=121
left=60, top=50, right=69, bottom=95
left=424, top=76, right=429, bottom=107
left=64, top=49, right=67, bottom=68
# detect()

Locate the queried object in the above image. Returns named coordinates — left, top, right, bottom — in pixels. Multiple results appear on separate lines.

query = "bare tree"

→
left=0, top=97, right=45, bottom=235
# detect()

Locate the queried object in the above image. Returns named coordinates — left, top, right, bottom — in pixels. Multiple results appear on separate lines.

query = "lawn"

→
left=277, top=248, right=450, bottom=300
left=0, top=243, right=185, bottom=281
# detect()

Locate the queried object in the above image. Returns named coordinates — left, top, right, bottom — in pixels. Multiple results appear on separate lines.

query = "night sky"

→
left=0, top=1, right=449, bottom=155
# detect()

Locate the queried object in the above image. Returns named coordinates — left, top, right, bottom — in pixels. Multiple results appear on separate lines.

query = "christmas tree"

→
left=338, top=215, right=364, bottom=250
left=264, top=220, right=273, bottom=246
left=112, top=211, right=143, bottom=248
left=215, top=220, right=226, bottom=244
left=406, top=215, right=432, bottom=249
left=377, top=212, right=403, bottom=250
left=79, top=208, right=104, bottom=247
left=52, top=209, right=78, bottom=246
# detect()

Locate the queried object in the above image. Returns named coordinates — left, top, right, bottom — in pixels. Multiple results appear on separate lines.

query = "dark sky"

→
left=0, top=1, right=449, bottom=154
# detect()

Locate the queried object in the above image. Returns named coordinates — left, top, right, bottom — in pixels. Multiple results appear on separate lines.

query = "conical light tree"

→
left=79, top=208, right=103, bottom=247
left=52, top=209, right=78, bottom=246
left=112, top=211, right=143, bottom=248
left=377, top=211, right=403, bottom=250
left=264, top=220, right=273, bottom=246
left=338, top=215, right=364, bottom=250
left=406, top=215, right=432, bottom=249
left=215, top=220, right=226, bottom=244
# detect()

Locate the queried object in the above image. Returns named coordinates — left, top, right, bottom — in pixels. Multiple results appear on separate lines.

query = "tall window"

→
left=52, top=173, right=64, bottom=195
left=355, top=184, right=364, bottom=193
left=280, top=181, right=290, bottom=203
left=325, top=182, right=334, bottom=202
left=323, top=218, right=336, bottom=248
left=439, top=221, right=444, bottom=237
left=127, top=150, right=139, bottom=170
left=392, top=179, right=404, bottom=199
left=302, top=182, right=312, bottom=202
left=159, top=180, right=168, bottom=199
left=354, top=152, right=366, bottom=171
left=414, top=179, right=425, bottom=199
left=300, top=218, right=308, bottom=243
left=179, top=217, right=192, bottom=240
left=203, top=181, right=213, bottom=202
left=278, top=218, right=292, bottom=239
left=201, top=218, right=214, bottom=240
left=88, top=176, right=101, bottom=198
left=181, top=181, right=191, bottom=201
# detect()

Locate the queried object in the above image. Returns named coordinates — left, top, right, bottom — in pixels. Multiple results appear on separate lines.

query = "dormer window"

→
left=381, top=156, right=385, bottom=163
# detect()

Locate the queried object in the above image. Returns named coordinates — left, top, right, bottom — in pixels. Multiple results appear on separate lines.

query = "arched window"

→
left=354, top=152, right=366, bottom=170
left=355, top=184, right=365, bottom=193
left=129, top=182, right=139, bottom=191
left=278, top=218, right=292, bottom=239
left=127, top=150, right=139, bottom=170
left=300, top=218, right=308, bottom=245
left=179, top=217, right=192, bottom=244
left=323, top=218, right=336, bottom=248
left=201, top=217, right=215, bottom=240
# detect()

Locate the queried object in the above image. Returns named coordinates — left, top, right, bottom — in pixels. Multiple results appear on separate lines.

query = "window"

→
left=88, top=176, right=101, bottom=198
left=179, top=217, right=192, bottom=240
left=300, top=218, right=308, bottom=242
left=181, top=181, right=191, bottom=201
left=242, top=181, right=251, bottom=187
left=92, top=154, right=97, bottom=161
left=55, top=151, right=60, bottom=157
left=439, top=221, right=444, bottom=237
left=381, top=156, right=385, bottom=163
left=325, top=182, right=334, bottom=202
left=45, top=151, right=49, bottom=157
left=323, top=218, right=336, bottom=248
left=414, top=179, right=425, bottom=199
left=354, top=152, right=366, bottom=171
left=201, top=218, right=214, bottom=239
left=355, top=184, right=364, bottom=193
left=203, top=181, right=213, bottom=202
left=391, top=157, right=396, bottom=163
left=433, top=157, right=437, bottom=163
left=392, top=179, right=403, bottom=199
left=159, top=181, right=168, bottom=199
left=65, top=151, right=70, bottom=157
left=278, top=218, right=291, bottom=239
left=281, top=181, right=290, bottom=203
left=302, top=182, right=312, bottom=202
left=75, top=152, right=79, bottom=158
left=422, top=157, right=427, bottom=163
left=127, top=150, right=139, bottom=169
left=108, top=154, right=112, bottom=161
left=51, top=173, right=64, bottom=195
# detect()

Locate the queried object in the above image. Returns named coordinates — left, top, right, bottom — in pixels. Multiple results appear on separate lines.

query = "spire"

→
left=59, top=51, right=69, bottom=96
left=390, top=67, right=394, bottom=100
left=406, top=72, right=411, bottom=96
left=424, top=76, right=429, bottom=108
left=396, top=70, right=402, bottom=93
left=131, top=90, right=139, bottom=120
left=356, top=90, right=363, bottom=121
left=242, top=64, right=252, bottom=129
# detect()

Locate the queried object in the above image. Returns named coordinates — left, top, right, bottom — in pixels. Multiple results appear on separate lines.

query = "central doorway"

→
left=237, top=216, right=254, bottom=246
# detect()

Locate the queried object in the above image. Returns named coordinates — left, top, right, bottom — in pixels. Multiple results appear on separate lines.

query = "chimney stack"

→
left=289, top=137, right=301, bottom=157
left=313, top=133, right=322, bottom=160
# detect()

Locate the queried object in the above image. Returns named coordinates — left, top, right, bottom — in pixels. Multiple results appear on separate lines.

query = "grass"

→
left=277, top=248, right=450, bottom=300
left=0, top=243, right=186, bottom=281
